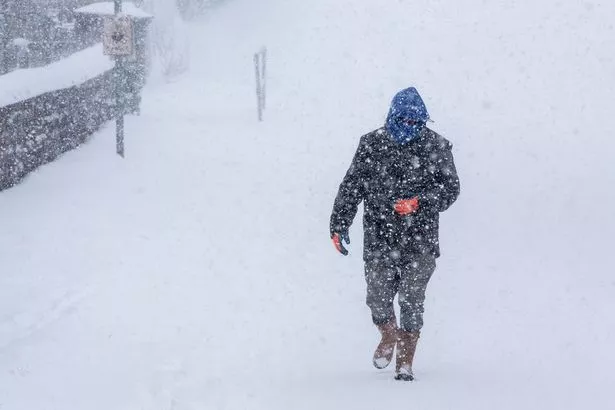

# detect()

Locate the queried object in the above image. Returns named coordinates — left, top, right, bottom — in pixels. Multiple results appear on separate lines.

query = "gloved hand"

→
left=394, top=197, right=419, bottom=215
left=331, top=229, right=350, bottom=256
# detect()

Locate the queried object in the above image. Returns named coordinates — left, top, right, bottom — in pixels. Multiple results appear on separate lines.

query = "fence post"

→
left=254, top=47, right=267, bottom=121
left=113, top=0, right=125, bottom=157
left=254, top=53, right=262, bottom=121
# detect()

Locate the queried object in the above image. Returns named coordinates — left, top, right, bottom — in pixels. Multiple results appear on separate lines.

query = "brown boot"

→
left=395, top=331, right=420, bottom=381
left=372, top=319, right=399, bottom=369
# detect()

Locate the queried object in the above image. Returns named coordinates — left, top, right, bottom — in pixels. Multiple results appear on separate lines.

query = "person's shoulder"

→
left=422, top=128, right=453, bottom=151
left=359, top=127, right=388, bottom=147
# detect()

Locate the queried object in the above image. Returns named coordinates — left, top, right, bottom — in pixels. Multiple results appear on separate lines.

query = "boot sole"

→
left=373, top=357, right=392, bottom=369
left=394, top=373, right=414, bottom=381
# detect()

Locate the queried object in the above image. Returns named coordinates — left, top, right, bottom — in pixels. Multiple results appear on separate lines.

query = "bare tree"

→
left=142, top=0, right=190, bottom=81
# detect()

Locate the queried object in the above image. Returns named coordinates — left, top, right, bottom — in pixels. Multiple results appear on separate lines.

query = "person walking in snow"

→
left=330, top=87, right=460, bottom=381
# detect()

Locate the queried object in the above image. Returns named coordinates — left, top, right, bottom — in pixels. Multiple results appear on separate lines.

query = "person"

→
left=329, top=87, right=460, bottom=381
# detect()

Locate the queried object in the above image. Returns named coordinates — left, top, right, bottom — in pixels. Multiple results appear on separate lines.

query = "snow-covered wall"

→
left=0, top=47, right=117, bottom=191
left=0, top=44, right=114, bottom=108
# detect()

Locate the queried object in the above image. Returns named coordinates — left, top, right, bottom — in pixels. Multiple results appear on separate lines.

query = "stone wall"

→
left=0, top=69, right=116, bottom=191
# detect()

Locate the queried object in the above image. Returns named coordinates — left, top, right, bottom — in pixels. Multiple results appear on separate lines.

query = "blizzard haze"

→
left=1, top=0, right=614, bottom=409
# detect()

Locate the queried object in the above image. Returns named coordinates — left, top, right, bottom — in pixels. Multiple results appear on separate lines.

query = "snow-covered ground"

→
left=1, top=0, right=614, bottom=408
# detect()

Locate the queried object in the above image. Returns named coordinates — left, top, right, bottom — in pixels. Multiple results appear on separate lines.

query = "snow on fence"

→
left=0, top=45, right=117, bottom=191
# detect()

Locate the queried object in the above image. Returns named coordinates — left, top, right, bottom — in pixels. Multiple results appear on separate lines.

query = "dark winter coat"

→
left=330, top=127, right=460, bottom=263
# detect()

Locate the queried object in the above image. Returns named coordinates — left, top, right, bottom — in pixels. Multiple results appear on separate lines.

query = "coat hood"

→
left=385, top=87, right=431, bottom=144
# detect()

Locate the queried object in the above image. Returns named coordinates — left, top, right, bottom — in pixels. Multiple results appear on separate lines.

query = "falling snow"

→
left=1, top=0, right=615, bottom=409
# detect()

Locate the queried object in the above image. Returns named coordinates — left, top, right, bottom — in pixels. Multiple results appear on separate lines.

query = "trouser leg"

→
left=397, top=254, right=436, bottom=332
left=365, top=260, right=399, bottom=325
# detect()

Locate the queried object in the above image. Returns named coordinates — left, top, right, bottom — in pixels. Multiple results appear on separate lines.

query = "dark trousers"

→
left=365, top=254, right=436, bottom=332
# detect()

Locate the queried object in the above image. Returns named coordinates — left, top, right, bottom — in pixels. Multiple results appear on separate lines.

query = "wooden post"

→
left=254, top=53, right=263, bottom=122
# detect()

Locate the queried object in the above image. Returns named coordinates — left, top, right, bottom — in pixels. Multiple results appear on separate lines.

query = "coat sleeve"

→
left=420, top=141, right=460, bottom=213
left=330, top=138, right=368, bottom=236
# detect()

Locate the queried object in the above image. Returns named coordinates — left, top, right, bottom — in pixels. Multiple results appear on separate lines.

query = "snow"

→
left=1, top=0, right=615, bottom=409
left=374, top=357, right=390, bottom=369
left=0, top=44, right=113, bottom=108
left=74, top=2, right=153, bottom=19
left=11, top=38, right=32, bottom=48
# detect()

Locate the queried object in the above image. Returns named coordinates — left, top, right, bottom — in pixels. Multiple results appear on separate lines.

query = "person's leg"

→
left=395, top=254, right=436, bottom=380
left=365, top=260, right=400, bottom=368
left=398, top=254, right=436, bottom=332
left=365, top=260, right=399, bottom=326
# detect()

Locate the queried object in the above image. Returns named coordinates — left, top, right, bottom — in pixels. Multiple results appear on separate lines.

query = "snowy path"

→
left=1, top=0, right=614, bottom=409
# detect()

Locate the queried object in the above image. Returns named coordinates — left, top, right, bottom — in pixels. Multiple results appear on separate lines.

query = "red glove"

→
left=331, top=231, right=350, bottom=256
left=394, top=197, right=419, bottom=215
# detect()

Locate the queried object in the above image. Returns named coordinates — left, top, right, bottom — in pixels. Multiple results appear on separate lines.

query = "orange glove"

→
left=394, top=197, right=419, bottom=215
